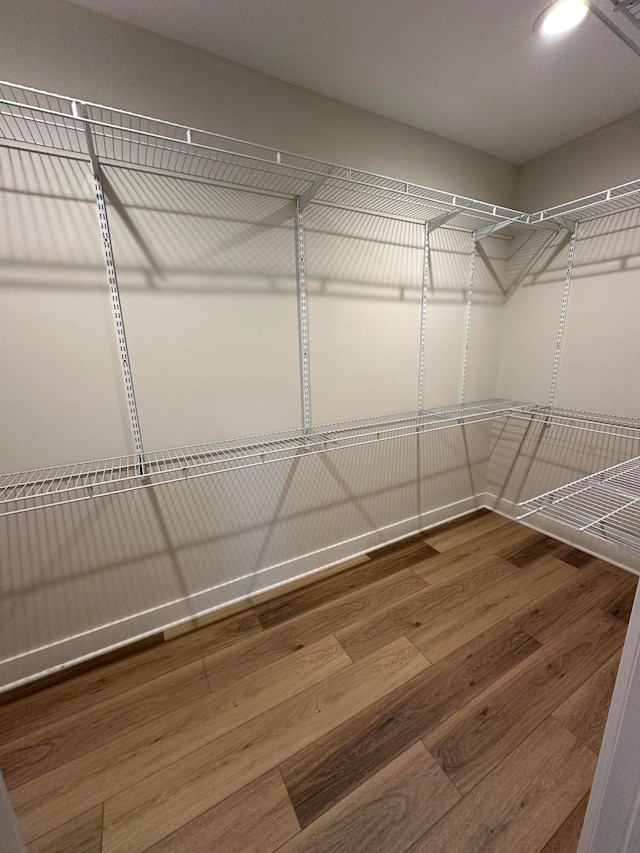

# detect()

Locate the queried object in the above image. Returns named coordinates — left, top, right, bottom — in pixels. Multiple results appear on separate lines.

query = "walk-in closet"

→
left=1, top=1, right=640, bottom=851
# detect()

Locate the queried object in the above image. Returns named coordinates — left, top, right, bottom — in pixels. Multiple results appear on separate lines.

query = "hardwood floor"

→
left=0, top=511, right=636, bottom=853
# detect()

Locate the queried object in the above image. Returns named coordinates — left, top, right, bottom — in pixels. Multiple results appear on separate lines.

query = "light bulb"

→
left=537, top=0, right=588, bottom=37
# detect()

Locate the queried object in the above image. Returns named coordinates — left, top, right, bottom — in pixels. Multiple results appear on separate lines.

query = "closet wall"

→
left=497, top=211, right=640, bottom=418
left=517, top=109, right=640, bottom=212
left=0, top=129, right=503, bottom=690
left=1, top=0, right=517, bottom=207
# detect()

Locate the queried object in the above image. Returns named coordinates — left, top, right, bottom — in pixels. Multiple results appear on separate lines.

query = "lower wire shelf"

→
left=0, top=399, right=518, bottom=517
left=517, top=455, right=640, bottom=556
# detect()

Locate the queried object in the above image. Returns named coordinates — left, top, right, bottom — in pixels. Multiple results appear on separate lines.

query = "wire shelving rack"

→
left=2, top=81, right=640, bottom=560
left=3, top=82, right=639, bottom=231
left=0, top=82, right=527, bottom=230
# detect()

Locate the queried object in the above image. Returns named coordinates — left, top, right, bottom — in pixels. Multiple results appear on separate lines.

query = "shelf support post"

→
left=73, top=101, right=146, bottom=475
left=417, top=220, right=430, bottom=414
left=460, top=235, right=478, bottom=404
left=417, top=210, right=459, bottom=413
left=295, top=196, right=312, bottom=431
left=548, top=222, right=579, bottom=408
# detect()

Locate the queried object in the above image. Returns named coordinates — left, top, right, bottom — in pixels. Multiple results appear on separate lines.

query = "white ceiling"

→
left=68, top=0, right=640, bottom=164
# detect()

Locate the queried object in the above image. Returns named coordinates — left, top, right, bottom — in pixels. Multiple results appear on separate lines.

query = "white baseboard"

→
left=0, top=495, right=483, bottom=692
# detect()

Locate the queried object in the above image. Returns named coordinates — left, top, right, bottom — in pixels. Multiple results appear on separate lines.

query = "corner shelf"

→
left=517, top=454, right=640, bottom=556
left=515, top=406, right=640, bottom=556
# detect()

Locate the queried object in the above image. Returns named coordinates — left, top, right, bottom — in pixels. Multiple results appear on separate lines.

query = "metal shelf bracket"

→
left=72, top=100, right=146, bottom=475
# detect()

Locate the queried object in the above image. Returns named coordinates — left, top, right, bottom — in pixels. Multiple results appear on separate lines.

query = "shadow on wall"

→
left=487, top=412, right=640, bottom=507
left=1, top=146, right=509, bottom=468
left=0, top=422, right=491, bottom=688
left=498, top=207, right=640, bottom=418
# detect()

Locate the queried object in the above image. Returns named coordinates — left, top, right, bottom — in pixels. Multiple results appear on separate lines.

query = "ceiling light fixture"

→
left=536, top=0, right=589, bottom=37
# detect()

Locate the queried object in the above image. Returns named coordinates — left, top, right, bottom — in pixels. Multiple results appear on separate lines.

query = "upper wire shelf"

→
left=0, top=81, right=526, bottom=232
left=0, top=400, right=520, bottom=517
left=518, top=455, right=640, bottom=556
left=526, top=178, right=640, bottom=226
left=2, top=82, right=639, bottom=236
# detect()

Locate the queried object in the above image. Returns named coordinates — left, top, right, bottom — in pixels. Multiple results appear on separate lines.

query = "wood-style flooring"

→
left=0, top=510, right=637, bottom=852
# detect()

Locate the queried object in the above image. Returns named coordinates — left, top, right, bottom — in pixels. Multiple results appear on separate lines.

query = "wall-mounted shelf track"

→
left=0, top=400, right=519, bottom=517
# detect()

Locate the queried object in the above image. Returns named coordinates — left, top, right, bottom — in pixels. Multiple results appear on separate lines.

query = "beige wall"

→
left=517, top=109, right=640, bottom=213
left=496, top=209, right=640, bottom=420
left=1, top=0, right=517, bottom=207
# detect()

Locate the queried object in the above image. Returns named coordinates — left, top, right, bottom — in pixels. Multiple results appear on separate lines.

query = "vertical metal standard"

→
left=295, top=197, right=312, bottom=431
left=417, top=221, right=430, bottom=413
left=74, top=101, right=146, bottom=474
left=549, top=223, right=579, bottom=408
left=460, top=236, right=477, bottom=404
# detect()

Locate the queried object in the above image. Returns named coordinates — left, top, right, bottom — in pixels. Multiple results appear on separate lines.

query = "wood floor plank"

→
left=409, top=718, right=595, bottom=853
left=280, top=619, right=540, bottom=828
left=539, top=793, right=589, bottom=853
left=604, top=577, right=638, bottom=624
left=411, top=522, right=536, bottom=587
left=6, top=514, right=627, bottom=852
left=27, top=805, right=103, bottom=853
left=336, top=555, right=524, bottom=661
left=554, top=547, right=607, bottom=569
left=422, top=511, right=513, bottom=552
left=12, top=634, right=352, bottom=843
left=277, top=742, right=459, bottom=853
left=100, top=638, right=428, bottom=853
left=410, top=556, right=578, bottom=662
left=366, top=532, right=427, bottom=558
left=144, top=770, right=299, bottom=853
left=164, top=555, right=371, bottom=640
left=255, top=539, right=434, bottom=630
left=497, top=533, right=581, bottom=569
left=204, top=569, right=425, bottom=690
left=0, top=659, right=209, bottom=789
left=553, top=650, right=622, bottom=754
left=0, top=609, right=261, bottom=746
left=423, top=609, right=626, bottom=794
left=508, top=563, right=632, bottom=644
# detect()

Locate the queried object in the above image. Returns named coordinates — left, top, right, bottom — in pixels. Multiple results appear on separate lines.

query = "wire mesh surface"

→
left=509, top=405, right=640, bottom=442
left=518, top=455, right=640, bottom=555
left=527, top=179, right=640, bottom=226
left=618, top=0, right=640, bottom=26
left=0, top=82, right=523, bottom=232
left=0, top=400, right=521, bottom=516
left=3, top=81, right=640, bottom=235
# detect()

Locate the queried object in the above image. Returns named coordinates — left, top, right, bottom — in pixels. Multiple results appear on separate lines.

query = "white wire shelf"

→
left=0, top=400, right=520, bottom=517
left=518, top=455, right=640, bottom=556
left=623, top=0, right=640, bottom=25
left=527, top=178, right=640, bottom=226
left=0, top=81, right=527, bottom=233
left=1, top=81, right=639, bottom=235
left=507, top=404, right=640, bottom=442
